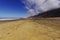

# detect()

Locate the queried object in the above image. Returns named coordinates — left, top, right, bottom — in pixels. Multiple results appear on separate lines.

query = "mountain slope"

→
left=31, top=8, right=60, bottom=18
left=0, top=19, right=60, bottom=40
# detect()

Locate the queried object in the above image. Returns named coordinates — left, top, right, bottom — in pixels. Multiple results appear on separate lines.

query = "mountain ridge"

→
left=30, top=8, right=60, bottom=18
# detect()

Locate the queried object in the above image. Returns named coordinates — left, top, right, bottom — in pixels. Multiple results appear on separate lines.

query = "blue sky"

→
left=0, top=0, right=60, bottom=18
left=0, top=0, right=28, bottom=18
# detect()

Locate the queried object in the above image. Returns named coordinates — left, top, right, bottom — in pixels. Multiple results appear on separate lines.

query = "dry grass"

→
left=0, top=18, right=60, bottom=40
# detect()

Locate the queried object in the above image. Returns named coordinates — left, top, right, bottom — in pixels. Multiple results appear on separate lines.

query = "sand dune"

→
left=0, top=18, right=60, bottom=40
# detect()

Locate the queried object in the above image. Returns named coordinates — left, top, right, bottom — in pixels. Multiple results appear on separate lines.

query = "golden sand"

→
left=0, top=19, right=60, bottom=40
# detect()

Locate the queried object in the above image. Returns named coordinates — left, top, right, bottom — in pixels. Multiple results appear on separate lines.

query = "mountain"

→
left=0, top=8, right=60, bottom=40
left=31, top=8, right=60, bottom=18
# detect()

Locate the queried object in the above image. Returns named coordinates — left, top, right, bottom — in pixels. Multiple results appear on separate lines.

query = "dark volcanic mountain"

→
left=31, top=8, right=60, bottom=18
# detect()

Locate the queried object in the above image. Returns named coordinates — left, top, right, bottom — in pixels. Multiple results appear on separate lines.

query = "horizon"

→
left=0, top=0, right=60, bottom=20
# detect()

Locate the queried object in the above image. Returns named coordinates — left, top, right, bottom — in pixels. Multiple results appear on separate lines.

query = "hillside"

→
left=0, top=18, right=60, bottom=40
left=31, top=8, right=60, bottom=18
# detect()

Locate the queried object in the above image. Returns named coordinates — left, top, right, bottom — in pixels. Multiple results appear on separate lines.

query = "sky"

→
left=0, top=0, right=60, bottom=18
left=0, top=0, right=28, bottom=18
left=22, top=0, right=60, bottom=16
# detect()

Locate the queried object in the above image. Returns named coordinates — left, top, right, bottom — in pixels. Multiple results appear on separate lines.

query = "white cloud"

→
left=22, top=0, right=60, bottom=16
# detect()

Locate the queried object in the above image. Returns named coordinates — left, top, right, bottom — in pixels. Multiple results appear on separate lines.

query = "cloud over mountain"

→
left=22, top=0, right=60, bottom=16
